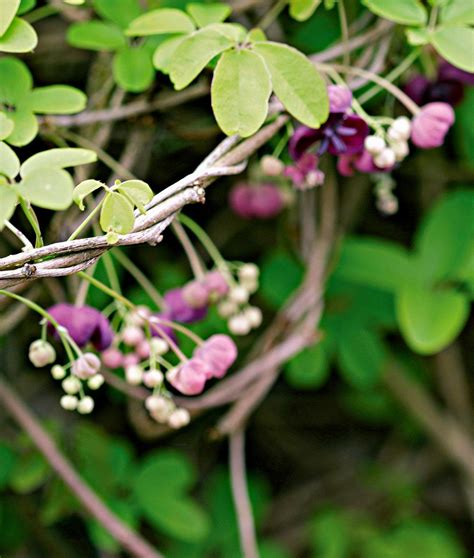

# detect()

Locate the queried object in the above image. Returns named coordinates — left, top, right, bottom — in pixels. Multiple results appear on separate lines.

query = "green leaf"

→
left=430, top=26, right=474, bottom=72
left=415, top=190, right=474, bottom=282
left=0, top=443, right=17, bottom=489
left=0, top=112, right=14, bottom=140
left=362, top=0, right=427, bottom=25
left=186, top=3, right=231, bottom=27
left=289, top=0, right=322, bottom=21
left=335, top=237, right=413, bottom=292
left=0, top=17, right=37, bottom=52
left=100, top=191, right=135, bottom=235
left=0, top=141, right=20, bottom=178
left=169, top=27, right=234, bottom=90
left=18, top=0, right=36, bottom=15
left=6, top=109, right=38, bottom=146
left=0, top=56, right=32, bottom=104
left=0, top=0, right=20, bottom=36
left=406, top=27, right=430, bottom=45
left=16, top=167, right=74, bottom=210
left=260, top=252, right=304, bottom=309
left=9, top=451, right=50, bottom=494
left=211, top=48, right=272, bottom=137
left=21, top=148, right=97, bottom=177
left=93, top=0, right=142, bottom=28
left=116, top=179, right=153, bottom=211
left=113, top=46, right=155, bottom=92
left=153, top=34, right=186, bottom=73
left=73, top=179, right=105, bottom=210
left=247, top=27, right=266, bottom=42
left=253, top=41, right=329, bottom=128
left=67, top=21, right=126, bottom=51
left=396, top=283, right=469, bottom=354
left=440, top=0, right=474, bottom=25
left=285, top=337, right=332, bottom=389
left=337, top=326, right=386, bottom=389
left=0, top=183, right=18, bottom=230
left=28, top=86, right=87, bottom=114
left=126, top=9, right=195, bottom=37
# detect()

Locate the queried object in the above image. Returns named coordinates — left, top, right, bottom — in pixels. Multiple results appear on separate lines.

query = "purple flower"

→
left=289, top=114, right=369, bottom=161
left=162, top=288, right=207, bottom=324
left=411, top=102, right=455, bottom=149
left=327, top=85, right=353, bottom=113
left=229, top=182, right=284, bottom=219
left=283, top=152, right=325, bottom=189
left=337, top=150, right=389, bottom=176
left=47, top=303, right=113, bottom=350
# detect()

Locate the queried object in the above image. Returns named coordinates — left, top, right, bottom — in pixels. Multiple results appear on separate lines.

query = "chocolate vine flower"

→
left=162, top=288, right=208, bottom=324
left=327, top=85, right=353, bottom=113
left=47, top=303, right=113, bottom=351
left=411, top=102, right=455, bottom=149
left=229, top=182, right=284, bottom=219
left=283, top=153, right=325, bottom=189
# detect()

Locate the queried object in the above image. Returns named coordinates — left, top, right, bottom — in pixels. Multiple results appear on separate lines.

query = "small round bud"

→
left=125, top=365, right=143, bottom=385
left=51, top=365, right=66, bottom=380
left=240, top=277, right=259, bottom=294
left=77, top=396, right=94, bottom=414
left=60, top=395, right=78, bottom=411
left=238, top=263, right=259, bottom=281
left=150, top=338, right=169, bottom=356
left=29, top=340, right=56, bottom=368
left=390, top=140, right=409, bottom=161
left=72, top=352, right=101, bottom=379
left=217, top=299, right=238, bottom=318
left=122, top=353, right=140, bottom=368
left=87, top=374, right=105, bottom=390
left=377, top=195, right=399, bottom=215
left=364, top=135, right=386, bottom=155
left=145, top=395, right=174, bottom=422
left=122, top=326, right=145, bottom=347
left=228, top=313, right=251, bottom=336
left=143, top=369, right=164, bottom=388
left=229, top=286, right=249, bottom=305
left=136, top=340, right=151, bottom=359
left=127, top=306, right=151, bottom=327
left=390, top=116, right=411, bottom=140
left=168, top=408, right=191, bottom=429
left=374, top=148, right=396, bottom=169
left=245, top=306, right=262, bottom=329
left=62, top=375, right=81, bottom=394
left=261, top=155, right=284, bottom=176
left=182, top=281, right=209, bottom=309
left=101, top=347, right=123, bottom=369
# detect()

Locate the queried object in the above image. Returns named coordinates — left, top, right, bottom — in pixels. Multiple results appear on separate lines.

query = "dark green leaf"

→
left=9, top=451, right=50, bottom=493
left=285, top=337, right=332, bottom=389
left=260, top=252, right=304, bottom=309
left=28, top=86, right=87, bottom=114
left=113, top=46, right=155, bottom=92
left=0, top=56, right=32, bottom=103
left=93, top=0, right=142, bottom=28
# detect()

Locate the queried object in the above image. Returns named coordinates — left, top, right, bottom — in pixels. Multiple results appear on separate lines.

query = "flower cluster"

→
left=229, top=181, right=284, bottom=219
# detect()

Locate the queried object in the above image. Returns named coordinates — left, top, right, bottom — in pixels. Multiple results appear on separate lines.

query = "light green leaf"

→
left=0, top=56, right=32, bottom=104
left=153, top=34, right=186, bottom=73
left=6, top=109, right=38, bottom=146
left=247, top=27, right=266, bottom=42
left=126, top=9, right=195, bottom=37
left=396, top=283, right=469, bottom=354
left=0, top=17, right=37, bottom=52
left=430, top=26, right=474, bottom=72
left=0, top=141, right=20, bottom=178
left=406, top=27, right=430, bottom=45
left=16, top=167, right=74, bottom=210
left=28, top=86, right=87, bottom=114
left=67, top=21, right=126, bottom=51
left=0, top=0, right=20, bottom=36
left=21, top=148, right=97, bottom=178
left=253, top=41, right=329, bottom=128
left=113, top=47, right=155, bottom=92
left=0, top=113, right=14, bottom=140
left=93, top=0, right=142, bottom=28
left=116, top=179, right=153, bottom=211
left=186, top=3, right=231, bottom=27
left=100, top=191, right=135, bottom=234
left=335, top=237, right=413, bottom=292
left=73, top=179, right=105, bottom=210
left=289, top=0, right=322, bottom=21
left=211, top=48, right=272, bottom=137
left=362, top=0, right=427, bottom=25
left=440, top=0, right=474, bottom=25
left=285, top=338, right=332, bottom=389
left=206, top=21, right=246, bottom=42
left=0, top=183, right=18, bottom=229
left=169, top=28, right=234, bottom=90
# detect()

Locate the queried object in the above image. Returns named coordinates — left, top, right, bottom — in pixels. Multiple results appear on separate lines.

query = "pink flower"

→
left=101, top=347, right=123, bottom=369
left=229, top=182, right=284, bottom=219
left=411, top=102, right=455, bottom=149
left=203, top=271, right=229, bottom=298
left=182, top=280, right=209, bottom=309
left=327, top=85, right=353, bottom=113
left=337, top=149, right=389, bottom=176
left=193, top=334, right=237, bottom=379
left=167, top=359, right=210, bottom=395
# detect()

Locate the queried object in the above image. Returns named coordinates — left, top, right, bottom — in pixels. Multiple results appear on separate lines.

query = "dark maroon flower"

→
left=47, top=303, right=113, bottom=350
left=438, top=62, right=474, bottom=86
left=163, top=288, right=207, bottom=324
left=229, top=182, right=284, bottom=219
left=337, top=150, right=388, bottom=176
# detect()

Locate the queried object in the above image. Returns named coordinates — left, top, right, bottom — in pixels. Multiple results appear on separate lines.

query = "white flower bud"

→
left=125, top=364, right=143, bottom=385
left=374, top=148, right=396, bottom=169
left=390, top=116, right=411, bottom=140
left=228, top=313, right=251, bottom=336
left=261, top=155, right=284, bottom=176
left=72, top=352, right=101, bottom=379
left=62, top=375, right=81, bottom=395
left=229, top=286, right=249, bottom=305
left=238, top=263, right=259, bottom=281
left=168, top=408, right=190, bottom=429
left=143, top=369, right=164, bottom=388
left=390, top=140, right=409, bottom=161
left=239, top=276, right=259, bottom=293
left=29, top=340, right=56, bottom=368
left=245, top=306, right=262, bottom=329
left=217, top=299, right=238, bottom=318
left=364, top=135, right=386, bottom=155
left=77, top=396, right=94, bottom=414
left=127, top=306, right=151, bottom=327
left=122, top=325, right=144, bottom=346
left=87, top=373, right=105, bottom=390
left=145, top=395, right=174, bottom=422
left=51, top=365, right=66, bottom=380
left=150, top=338, right=169, bottom=356
left=60, top=395, right=78, bottom=411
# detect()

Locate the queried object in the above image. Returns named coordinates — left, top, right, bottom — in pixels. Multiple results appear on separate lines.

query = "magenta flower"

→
left=283, top=152, right=325, bottom=189
left=229, top=182, right=284, bottom=219
left=327, top=85, right=353, bottom=113
left=337, top=149, right=390, bottom=176
left=411, top=102, right=455, bottom=149
left=47, top=303, right=113, bottom=350
left=162, top=288, right=207, bottom=324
